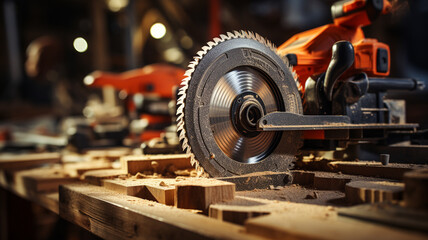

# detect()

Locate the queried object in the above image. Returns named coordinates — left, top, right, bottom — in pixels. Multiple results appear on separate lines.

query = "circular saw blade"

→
left=176, top=31, right=303, bottom=177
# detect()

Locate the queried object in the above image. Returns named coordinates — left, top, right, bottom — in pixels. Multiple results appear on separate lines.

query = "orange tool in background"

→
left=278, top=0, right=392, bottom=93
left=84, top=63, right=185, bottom=142
left=64, top=63, right=185, bottom=151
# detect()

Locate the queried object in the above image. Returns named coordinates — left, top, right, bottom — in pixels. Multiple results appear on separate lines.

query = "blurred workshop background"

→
left=1, top=0, right=427, bottom=129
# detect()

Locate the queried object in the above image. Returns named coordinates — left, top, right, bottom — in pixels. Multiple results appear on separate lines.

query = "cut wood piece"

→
left=328, top=161, right=426, bottom=180
left=175, top=178, right=235, bottom=212
left=104, top=178, right=176, bottom=205
left=0, top=152, right=61, bottom=170
left=13, top=167, right=79, bottom=197
left=404, top=169, right=428, bottom=209
left=122, top=154, right=192, bottom=174
left=313, top=172, right=381, bottom=191
left=84, top=147, right=131, bottom=161
left=291, top=170, right=315, bottom=186
left=217, top=171, right=292, bottom=191
left=82, top=169, right=127, bottom=186
left=210, top=196, right=336, bottom=225
left=339, top=203, right=428, bottom=234
left=345, top=180, right=404, bottom=204
left=59, top=184, right=262, bottom=240
left=245, top=212, right=427, bottom=240
left=63, top=160, right=113, bottom=176
left=314, top=173, right=352, bottom=191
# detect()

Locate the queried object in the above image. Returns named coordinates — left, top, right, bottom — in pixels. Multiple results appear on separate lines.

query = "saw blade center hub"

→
left=231, top=92, right=266, bottom=137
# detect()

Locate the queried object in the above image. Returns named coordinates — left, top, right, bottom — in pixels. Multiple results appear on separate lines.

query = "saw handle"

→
left=331, top=0, right=392, bottom=28
left=323, top=41, right=355, bottom=102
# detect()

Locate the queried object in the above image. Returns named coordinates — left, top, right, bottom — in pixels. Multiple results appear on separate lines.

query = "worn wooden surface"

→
left=339, top=203, right=428, bottom=234
left=327, top=161, right=424, bottom=180
left=1, top=151, right=427, bottom=240
left=210, top=195, right=336, bottom=225
left=59, top=183, right=262, bottom=240
left=245, top=212, right=428, bottom=240
left=0, top=152, right=61, bottom=170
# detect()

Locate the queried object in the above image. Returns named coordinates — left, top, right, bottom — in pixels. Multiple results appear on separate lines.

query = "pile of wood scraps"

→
left=1, top=149, right=428, bottom=240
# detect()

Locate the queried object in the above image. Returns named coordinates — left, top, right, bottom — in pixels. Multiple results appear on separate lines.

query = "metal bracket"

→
left=258, top=112, right=418, bottom=131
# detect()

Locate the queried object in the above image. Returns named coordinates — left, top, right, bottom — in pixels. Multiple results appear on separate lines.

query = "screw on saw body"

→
left=210, top=153, right=215, bottom=159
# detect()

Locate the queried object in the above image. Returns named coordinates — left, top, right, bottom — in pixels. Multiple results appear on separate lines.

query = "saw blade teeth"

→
left=219, top=34, right=228, bottom=41
left=233, top=30, right=241, bottom=38
left=213, top=37, right=221, bottom=44
left=184, top=70, right=193, bottom=77
left=207, top=41, right=216, bottom=48
left=202, top=46, right=210, bottom=53
left=227, top=31, right=235, bottom=39
left=196, top=51, right=204, bottom=58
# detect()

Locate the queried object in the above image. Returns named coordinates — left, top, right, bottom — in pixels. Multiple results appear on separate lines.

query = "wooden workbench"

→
left=1, top=150, right=428, bottom=240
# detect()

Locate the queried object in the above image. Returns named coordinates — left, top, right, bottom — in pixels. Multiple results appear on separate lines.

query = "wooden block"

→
left=104, top=178, right=176, bottom=205
left=175, top=178, right=235, bottom=212
left=404, top=169, right=428, bottom=209
left=82, top=169, right=127, bottom=186
left=59, top=183, right=262, bottom=240
left=328, top=161, right=425, bottom=180
left=314, top=173, right=352, bottom=191
left=291, top=170, right=315, bottom=186
left=84, top=147, right=131, bottom=161
left=345, top=180, right=404, bottom=204
left=0, top=152, right=61, bottom=170
left=122, top=154, right=192, bottom=174
left=63, top=160, right=113, bottom=176
left=13, top=167, right=79, bottom=197
left=245, top=212, right=427, bottom=240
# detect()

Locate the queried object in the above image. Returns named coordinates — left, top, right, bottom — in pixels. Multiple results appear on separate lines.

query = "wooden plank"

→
left=63, top=160, right=113, bottom=176
left=245, top=212, right=428, bottom=240
left=328, top=161, right=427, bottom=180
left=217, top=171, right=291, bottom=191
left=175, top=178, right=235, bottom=212
left=0, top=152, right=61, bottom=170
left=104, top=178, right=176, bottom=205
left=83, top=169, right=127, bottom=186
left=313, top=172, right=381, bottom=191
left=59, top=183, right=263, bottom=240
left=210, top=196, right=335, bottom=225
left=84, top=147, right=131, bottom=161
left=13, top=167, right=79, bottom=197
left=122, top=154, right=192, bottom=175
left=345, top=181, right=404, bottom=204
left=339, top=203, right=428, bottom=234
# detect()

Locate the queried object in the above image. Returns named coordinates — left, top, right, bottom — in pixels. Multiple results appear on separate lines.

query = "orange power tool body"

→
left=278, top=0, right=392, bottom=93
left=85, top=63, right=185, bottom=141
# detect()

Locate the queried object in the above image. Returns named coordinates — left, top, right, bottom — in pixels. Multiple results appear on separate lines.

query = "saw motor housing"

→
left=177, top=0, right=423, bottom=177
